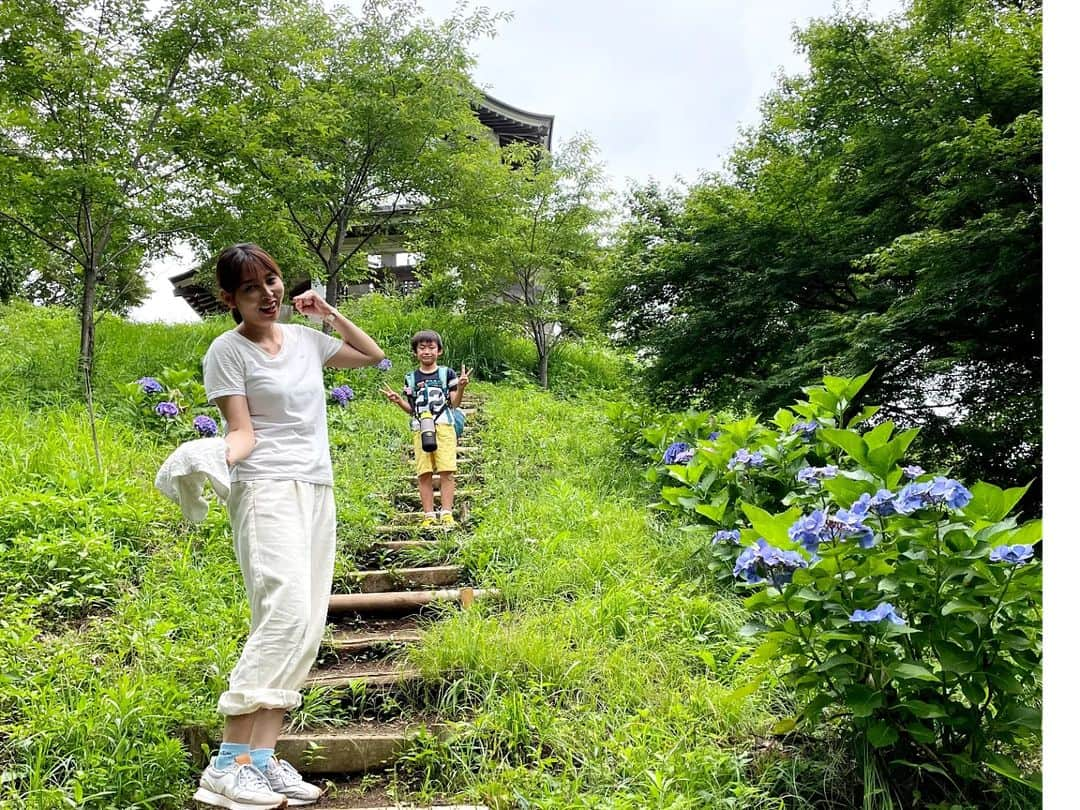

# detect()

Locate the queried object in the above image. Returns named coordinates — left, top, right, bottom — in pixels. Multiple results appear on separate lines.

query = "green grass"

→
left=0, top=300, right=846, bottom=809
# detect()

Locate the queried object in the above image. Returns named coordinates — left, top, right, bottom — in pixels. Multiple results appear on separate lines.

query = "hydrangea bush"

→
left=114, top=368, right=218, bottom=442
left=641, top=372, right=1041, bottom=803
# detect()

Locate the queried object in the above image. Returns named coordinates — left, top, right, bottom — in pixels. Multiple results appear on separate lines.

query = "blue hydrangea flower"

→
left=711, top=529, right=741, bottom=545
left=928, top=476, right=973, bottom=510
left=869, top=489, right=897, bottom=516
left=790, top=420, right=819, bottom=438
left=850, top=602, right=906, bottom=626
left=989, top=544, right=1035, bottom=565
left=706, top=431, right=719, bottom=441
left=895, top=477, right=972, bottom=513
left=796, top=464, right=838, bottom=486
left=193, top=415, right=218, bottom=437
left=663, top=441, right=692, bottom=465
left=789, top=510, right=827, bottom=553
left=902, top=465, right=925, bottom=479
left=137, top=376, right=164, bottom=394
left=734, top=539, right=808, bottom=587
left=377, top=358, right=393, bottom=371
left=330, top=385, right=355, bottom=405
left=830, top=507, right=877, bottom=548
left=155, top=401, right=179, bottom=418
left=728, top=447, right=765, bottom=470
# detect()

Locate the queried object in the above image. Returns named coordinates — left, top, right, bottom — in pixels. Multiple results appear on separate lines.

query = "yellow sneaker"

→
left=419, top=514, right=437, bottom=528
left=440, top=512, right=457, bottom=528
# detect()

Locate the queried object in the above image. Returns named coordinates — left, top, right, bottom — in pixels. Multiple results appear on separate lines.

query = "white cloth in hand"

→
left=154, top=437, right=231, bottom=523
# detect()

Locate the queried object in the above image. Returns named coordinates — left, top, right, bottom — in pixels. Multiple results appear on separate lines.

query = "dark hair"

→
left=411, top=330, right=443, bottom=351
left=215, top=243, right=282, bottom=324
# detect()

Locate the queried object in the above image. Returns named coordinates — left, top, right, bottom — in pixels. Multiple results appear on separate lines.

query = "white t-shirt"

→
left=202, top=324, right=343, bottom=485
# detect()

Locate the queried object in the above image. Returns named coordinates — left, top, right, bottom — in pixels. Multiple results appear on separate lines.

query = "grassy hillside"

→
left=0, top=299, right=819, bottom=809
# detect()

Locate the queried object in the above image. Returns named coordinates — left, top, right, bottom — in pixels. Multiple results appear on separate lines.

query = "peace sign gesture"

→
left=381, top=385, right=406, bottom=407
left=457, top=364, right=472, bottom=388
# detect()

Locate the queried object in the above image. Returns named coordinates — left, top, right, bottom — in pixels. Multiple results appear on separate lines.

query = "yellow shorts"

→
left=414, top=423, right=458, bottom=475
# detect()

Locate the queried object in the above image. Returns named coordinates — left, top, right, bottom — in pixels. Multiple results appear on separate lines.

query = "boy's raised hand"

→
left=458, top=365, right=472, bottom=387
left=380, top=385, right=405, bottom=406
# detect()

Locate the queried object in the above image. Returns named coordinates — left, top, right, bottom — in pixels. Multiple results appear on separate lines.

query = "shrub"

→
left=636, top=372, right=1042, bottom=806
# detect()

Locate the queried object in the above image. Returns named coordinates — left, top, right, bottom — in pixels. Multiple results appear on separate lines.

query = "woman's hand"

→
left=292, top=290, right=334, bottom=320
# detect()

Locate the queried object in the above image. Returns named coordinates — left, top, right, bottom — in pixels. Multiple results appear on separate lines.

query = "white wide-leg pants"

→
left=217, top=479, right=336, bottom=716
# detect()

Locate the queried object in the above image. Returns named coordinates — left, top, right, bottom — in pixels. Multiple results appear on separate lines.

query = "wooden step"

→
left=371, top=524, right=455, bottom=538
left=276, top=720, right=446, bottom=774
left=370, top=539, right=450, bottom=553
left=346, top=565, right=463, bottom=593
left=395, top=488, right=480, bottom=502
left=326, top=626, right=423, bottom=653
left=306, top=659, right=422, bottom=690
left=327, top=587, right=496, bottom=614
left=410, top=473, right=480, bottom=485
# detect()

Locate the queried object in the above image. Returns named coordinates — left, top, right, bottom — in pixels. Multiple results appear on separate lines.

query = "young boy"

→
left=382, top=330, right=471, bottom=527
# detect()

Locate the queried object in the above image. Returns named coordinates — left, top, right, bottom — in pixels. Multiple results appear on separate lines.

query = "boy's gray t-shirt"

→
left=405, top=367, right=458, bottom=425
left=203, top=324, right=343, bottom=484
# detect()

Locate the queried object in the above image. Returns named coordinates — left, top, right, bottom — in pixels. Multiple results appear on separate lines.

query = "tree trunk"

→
left=78, top=262, right=97, bottom=385
left=537, top=346, right=549, bottom=389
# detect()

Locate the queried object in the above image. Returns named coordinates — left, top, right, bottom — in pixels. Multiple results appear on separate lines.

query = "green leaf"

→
left=889, top=663, right=939, bottom=683
left=845, top=684, right=884, bottom=717
left=901, top=699, right=948, bottom=719
left=740, top=503, right=802, bottom=549
left=866, top=720, right=899, bottom=748
left=818, top=428, right=868, bottom=466
left=770, top=717, right=798, bottom=735
left=933, top=641, right=976, bottom=674
left=940, top=598, right=985, bottom=616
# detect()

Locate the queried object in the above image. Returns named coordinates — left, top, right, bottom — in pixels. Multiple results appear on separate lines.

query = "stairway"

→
left=272, top=394, right=492, bottom=809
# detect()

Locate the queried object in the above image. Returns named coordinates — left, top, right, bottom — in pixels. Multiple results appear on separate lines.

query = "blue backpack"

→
left=406, top=367, right=465, bottom=438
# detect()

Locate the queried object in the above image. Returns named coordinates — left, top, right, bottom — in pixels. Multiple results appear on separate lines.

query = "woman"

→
left=193, top=243, right=384, bottom=810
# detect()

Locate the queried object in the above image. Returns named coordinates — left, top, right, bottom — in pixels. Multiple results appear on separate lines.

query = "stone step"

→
left=346, top=565, right=463, bottom=593
left=371, top=524, right=455, bottom=538
left=327, top=587, right=496, bottom=615
left=368, top=539, right=451, bottom=554
left=276, top=720, right=446, bottom=774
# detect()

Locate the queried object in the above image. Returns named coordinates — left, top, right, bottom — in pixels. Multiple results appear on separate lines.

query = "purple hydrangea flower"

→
left=330, top=385, right=355, bottom=405
left=155, top=401, right=179, bottom=418
left=711, top=529, right=741, bottom=545
left=989, top=544, right=1035, bottom=565
left=850, top=602, right=906, bottom=626
left=193, top=415, right=218, bottom=437
left=707, top=431, right=719, bottom=441
left=789, top=506, right=876, bottom=552
left=902, top=465, right=925, bottom=479
left=377, top=358, right=393, bottom=371
left=663, top=442, right=691, bottom=465
left=672, top=448, right=695, bottom=464
left=734, top=539, right=808, bottom=587
left=727, top=448, right=765, bottom=470
left=137, top=376, right=164, bottom=394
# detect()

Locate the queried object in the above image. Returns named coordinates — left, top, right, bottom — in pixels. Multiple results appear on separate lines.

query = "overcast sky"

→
left=130, top=0, right=906, bottom=323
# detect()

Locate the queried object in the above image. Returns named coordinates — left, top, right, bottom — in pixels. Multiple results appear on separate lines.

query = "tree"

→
left=417, top=135, right=608, bottom=388
left=187, top=0, right=503, bottom=310
left=603, top=0, right=1041, bottom=498
left=0, top=0, right=274, bottom=383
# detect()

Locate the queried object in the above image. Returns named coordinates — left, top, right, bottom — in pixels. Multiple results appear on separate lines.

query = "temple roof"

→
left=476, top=93, right=554, bottom=150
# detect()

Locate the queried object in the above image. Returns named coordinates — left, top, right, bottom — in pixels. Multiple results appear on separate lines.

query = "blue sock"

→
left=250, top=747, right=274, bottom=772
left=213, top=742, right=249, bottom=770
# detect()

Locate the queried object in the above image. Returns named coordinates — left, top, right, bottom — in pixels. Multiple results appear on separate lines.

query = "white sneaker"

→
left=193, top=754, right=288, bottom=809
left=264, top=757, right=323, bottom=806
